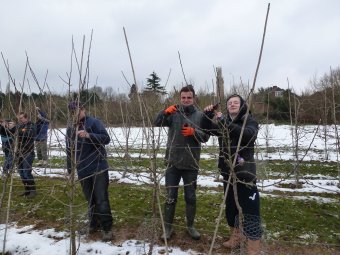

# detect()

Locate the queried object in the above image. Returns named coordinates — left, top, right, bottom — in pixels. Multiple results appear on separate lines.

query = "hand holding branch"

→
left=77, top=130, right=90, bottom=138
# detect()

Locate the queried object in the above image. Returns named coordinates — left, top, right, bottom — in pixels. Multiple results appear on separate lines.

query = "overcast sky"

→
left=1, top=0, right=340, bottom=96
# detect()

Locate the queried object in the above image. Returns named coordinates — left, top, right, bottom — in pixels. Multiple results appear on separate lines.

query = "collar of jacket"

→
left=178, top=104, right=196, bottom=115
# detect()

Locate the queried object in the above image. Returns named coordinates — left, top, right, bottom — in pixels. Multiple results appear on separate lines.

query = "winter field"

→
left=0, top=124, right=340, bottom=255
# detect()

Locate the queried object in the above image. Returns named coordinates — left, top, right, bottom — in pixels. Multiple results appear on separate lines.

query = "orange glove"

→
left=181, top=126, right=195, bottom=136
left=164, top=105, right=177, bottom=115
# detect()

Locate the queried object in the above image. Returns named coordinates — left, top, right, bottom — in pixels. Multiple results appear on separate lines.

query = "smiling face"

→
left=227, top=96, right=241, bottom=118
left=180, top=91, right=194, bottom=107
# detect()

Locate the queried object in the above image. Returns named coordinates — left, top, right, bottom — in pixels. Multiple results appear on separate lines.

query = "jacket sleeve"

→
left=0, top=125, right=5, bottom=136
left=38, top=110, right=50, bottom=123
left=154, top=110, right=172, bottom=127
left=228, top=117, right=258, bottom=143
left=194, top=126, right=210, bottom=143
left=86, top=120, right=110, bottom=145
left=201, top=112, right=222, bottom=136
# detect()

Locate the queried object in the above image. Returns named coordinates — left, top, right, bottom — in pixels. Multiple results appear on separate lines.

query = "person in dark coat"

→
left=154, top=85, right=210, bottom=241
left=16, top=112, right=37, bottom=198
left=66, top=101, right=113, bottom=242
left=35, top=107, right=49, bottom=166
left=203, top=94, right=262, bottom=255
left=0, top=119, right=16, bottom=177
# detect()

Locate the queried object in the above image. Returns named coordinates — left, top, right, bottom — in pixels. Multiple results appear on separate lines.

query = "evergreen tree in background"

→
left=128, top=84, right=138, bottom=100
left=144, top=71, right=166, bottom=94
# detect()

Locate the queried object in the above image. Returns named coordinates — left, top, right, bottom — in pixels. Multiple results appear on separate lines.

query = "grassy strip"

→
left=1, top=177, right=339, bottom=245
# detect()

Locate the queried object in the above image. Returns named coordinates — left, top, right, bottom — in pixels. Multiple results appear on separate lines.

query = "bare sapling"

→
left=123, top=27, right=169, bottom=255
left=208, top=3, right=271, bottom=254
left=0, top=54, right=30, bottom=254
left=322, top=87, right=329, bottom=160
left=65, top=32, right=94, bottom=255
left=329, top=67, right=340, bottom=188
left=119, top=100, right=132, bottom=178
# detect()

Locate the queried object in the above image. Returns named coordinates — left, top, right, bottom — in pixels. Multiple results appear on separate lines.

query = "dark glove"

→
left=204, top=103, right=219, bottom=118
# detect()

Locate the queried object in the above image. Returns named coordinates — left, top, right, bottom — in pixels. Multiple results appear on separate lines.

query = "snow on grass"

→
left=0, top=224, right=192, bottom=255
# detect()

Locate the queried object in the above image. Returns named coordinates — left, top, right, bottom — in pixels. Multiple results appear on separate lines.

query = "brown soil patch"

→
left=106, top=226, right=340, bottom=255
left=2, top=219, right=339, bottom=255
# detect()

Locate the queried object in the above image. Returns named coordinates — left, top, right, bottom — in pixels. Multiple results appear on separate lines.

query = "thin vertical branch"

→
left=208, top=3, right=270, bottom=254
left=1, top=56, right=28, bottom=254
left=178, top=51, right=188, bottom=86
left=330, top=67, right=340, bottom=187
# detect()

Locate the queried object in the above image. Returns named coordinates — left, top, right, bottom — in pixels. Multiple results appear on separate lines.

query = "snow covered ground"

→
left=0, top=125, right=339, bottom=254
left=0, top=224, right=194, bottom=255
left=12, top=124, right=339, bottom=162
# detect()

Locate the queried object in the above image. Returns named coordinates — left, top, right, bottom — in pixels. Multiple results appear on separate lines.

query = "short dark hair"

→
left=68, top=101, right=85, bottom=111
left=180, top=85, right=195, bottom=97
left=18, top=112, right=28, bottom=118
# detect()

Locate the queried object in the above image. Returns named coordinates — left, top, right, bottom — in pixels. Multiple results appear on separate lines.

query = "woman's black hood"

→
left=226, top=94, right=249, bottom=122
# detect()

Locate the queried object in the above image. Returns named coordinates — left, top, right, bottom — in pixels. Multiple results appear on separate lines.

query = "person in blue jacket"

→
left=66, top=101, right=113, bottom=242
left=35, top=107, right=49, bottom=166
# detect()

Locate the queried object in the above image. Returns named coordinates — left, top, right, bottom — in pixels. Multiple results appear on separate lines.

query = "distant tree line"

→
left=1, top=69, right=339, bottom=126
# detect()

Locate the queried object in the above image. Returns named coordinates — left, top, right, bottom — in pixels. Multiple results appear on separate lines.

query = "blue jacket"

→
left=66, top=116, right=110, bottom=179
left=35, top=110, right=49, bottom=141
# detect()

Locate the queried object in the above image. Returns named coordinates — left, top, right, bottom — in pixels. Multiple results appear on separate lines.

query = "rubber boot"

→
left=222, top=227, right=241, bottom=248
left=26, top=180, right=37, bottom=198
left=160, top=203, right=176, bottom=241
left=102, top=230, right=113, bottom=242
left=88, top=215, right=101, bottom=234
left=19, top=181, right=30, bottom=197
left=247, top=239, right=261, bottom=255
left=186, top=204, right=200, bottom=240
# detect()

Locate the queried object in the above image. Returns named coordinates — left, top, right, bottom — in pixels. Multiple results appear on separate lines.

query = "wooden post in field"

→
left=215, top=67, right=225, bottom=106
left=213, top=67, right=224, bottom=181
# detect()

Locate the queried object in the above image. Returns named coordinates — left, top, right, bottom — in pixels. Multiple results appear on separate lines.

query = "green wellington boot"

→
left=186, top=204, right=200, bottom=240
left=160, top=203, right=176, bottom=241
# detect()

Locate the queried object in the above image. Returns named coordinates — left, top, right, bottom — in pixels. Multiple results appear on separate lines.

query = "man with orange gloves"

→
left=154, top=85, right=209, bottom=241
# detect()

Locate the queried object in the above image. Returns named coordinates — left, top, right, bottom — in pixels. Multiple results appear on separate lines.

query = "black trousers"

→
left=165, top=166, right=198, bottom=205
left=80, top=170, right=113, bottom=231
left=223, top=174, right=262, bottom=240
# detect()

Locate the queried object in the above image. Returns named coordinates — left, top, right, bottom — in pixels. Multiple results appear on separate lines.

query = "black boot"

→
left=19, top=181, right=30, bottom=197
left=186, top=204, right=200, bottom=240
left=25, top=180, right=37, bottom=198
left=160, top=203, right=176, bottom=241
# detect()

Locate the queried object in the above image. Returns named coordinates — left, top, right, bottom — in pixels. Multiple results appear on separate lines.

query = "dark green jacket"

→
left=154, top=105, right=209, bottom=170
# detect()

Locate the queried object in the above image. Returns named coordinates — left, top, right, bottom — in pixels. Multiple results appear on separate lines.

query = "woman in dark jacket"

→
left=202, top=94, right=262, bottom=255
